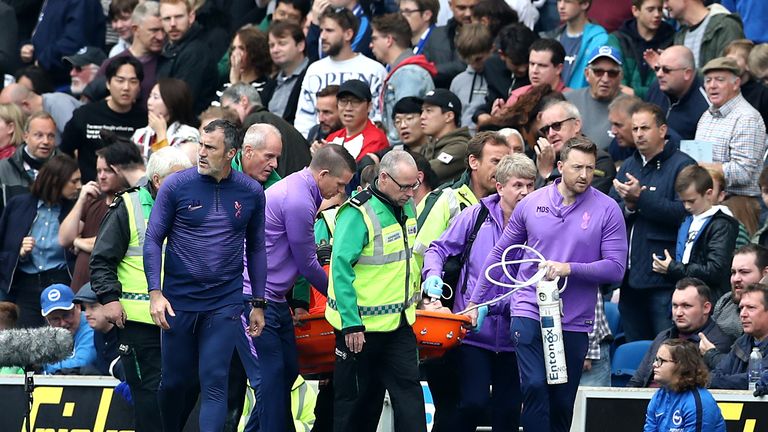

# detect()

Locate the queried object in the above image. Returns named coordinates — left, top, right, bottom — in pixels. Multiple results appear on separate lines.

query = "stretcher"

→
left=294, top=311, right=471, bottom=374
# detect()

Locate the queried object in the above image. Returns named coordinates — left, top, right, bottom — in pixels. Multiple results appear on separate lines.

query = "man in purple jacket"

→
left=423, top=153, right=536, bottom=432
left=469, top=136, right=627, bottom=432
left=255, top=144, right=355, bottom=432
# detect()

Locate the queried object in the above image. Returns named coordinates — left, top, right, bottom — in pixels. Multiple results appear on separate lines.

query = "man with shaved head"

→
left=645, top=45, right=709, bottom=140
left=0, top=83, right=81, bottom=145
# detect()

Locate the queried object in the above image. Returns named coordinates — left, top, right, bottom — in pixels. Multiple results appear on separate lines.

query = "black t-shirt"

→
left=60, top=100, right=146, bottom=182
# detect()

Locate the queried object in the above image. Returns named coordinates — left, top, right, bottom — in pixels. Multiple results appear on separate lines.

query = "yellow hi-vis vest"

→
left=117, top=190, right=153, bottom=325
left=325, top=192, right=420, bottom=332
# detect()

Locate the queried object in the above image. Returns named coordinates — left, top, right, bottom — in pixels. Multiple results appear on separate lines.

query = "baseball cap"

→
left=701, top=57, right=741, bottom=77
left=63, top=46, right=107, bottom=68
left=41, top=284, right=75, bottom=317
left=587, top=45, right=623, bottom=66
left=337, top=80, right=372, bottom=101
left=73, top=283, right=98, bottom=305
left=422, top=89, right=462, bottom=119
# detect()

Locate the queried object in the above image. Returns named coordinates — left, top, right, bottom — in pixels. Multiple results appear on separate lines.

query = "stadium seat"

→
left=611, top=340, right=652, bottom=387
left=604, top=301, right=625, bottom=358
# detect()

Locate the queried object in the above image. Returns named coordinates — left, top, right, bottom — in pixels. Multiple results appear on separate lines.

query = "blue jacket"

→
left=644, top=387, right=725, bottom=432
left=0, top=193, right=74, bottom=294
left=645, top=76, right=710, bottom=140
left=44, top=312, right=97, bottom=374
left=30, top=0, right=106, bottom=86
left=543, top=22, right=609, bottom=89
left=610, top=142, right=696, bottom=290
left=710, top=333, right=768, bottom=389
left=422, top=194, right=513, bottom=352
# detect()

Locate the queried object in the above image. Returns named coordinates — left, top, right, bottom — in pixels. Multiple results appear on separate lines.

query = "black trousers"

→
left=12, top=268, right=70, bottom=328
left=333, top=324, right=426, bottom=432
left=119, top=321, right=163, bottom=432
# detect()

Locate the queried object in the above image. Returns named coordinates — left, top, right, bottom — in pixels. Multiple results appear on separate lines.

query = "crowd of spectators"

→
left=0, top=0, right=767, bottom=430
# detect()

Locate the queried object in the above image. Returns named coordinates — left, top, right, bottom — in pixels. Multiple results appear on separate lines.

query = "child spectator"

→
left=0, top=302, right=22, bottom=373
left=652, top=165, right=739, bottom=297
left=450, top=23, right=493, bottom=134
left=706, top=167, right=750, bottom=248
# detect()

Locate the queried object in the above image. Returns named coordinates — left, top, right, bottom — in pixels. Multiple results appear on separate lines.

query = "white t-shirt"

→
left=294, top=54, right=386, bottom=138
left=682, top=206, right=718, bottom=263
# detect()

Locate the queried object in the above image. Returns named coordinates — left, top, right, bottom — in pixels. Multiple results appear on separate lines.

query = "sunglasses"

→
left=538, top=117, right=576, bottom=136
left=589, top=67, right=621, bottom=78
left=653, top=65, right=687, bottom=74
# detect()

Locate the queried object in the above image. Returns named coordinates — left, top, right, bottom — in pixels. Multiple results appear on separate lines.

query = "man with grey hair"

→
left=90, top=144, right=190, bottom=432
left=696, top=56, right=767, bottom=235
left=422, top=153, right=534, bottom=431
left=0, top=84, right=81, bottom=145
left=645, top=45, right=708, bottom=140
left=607, top=94, right=642, bottom=163
left=94, top=1, right=165, bottom=107
left=221, top=83, right=310, bottom=177
left=241, top=123, right=283, bottom=187
left=326, top=149, right=426, bottom=432
left=535, top=100, right=616, bottom=194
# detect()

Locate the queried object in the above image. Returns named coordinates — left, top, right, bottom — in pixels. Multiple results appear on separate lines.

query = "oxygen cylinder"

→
left=536, top=277, right=567, bottom=385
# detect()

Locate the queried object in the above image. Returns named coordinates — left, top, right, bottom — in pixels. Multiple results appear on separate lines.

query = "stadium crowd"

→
left=0, top=0, right=767, bottom=431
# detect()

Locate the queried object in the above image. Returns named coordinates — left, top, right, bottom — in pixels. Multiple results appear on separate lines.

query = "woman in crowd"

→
left=219, top=25, right=275, bottom=102
left=0, top=103, right=25, bottom=160
left=0, top=154, right=80, bottom=327
left=644, top=339, right=725, bottom=432
left=132, top=78, right=200, bottom=160
left=493, top=85, right=565, bottom=157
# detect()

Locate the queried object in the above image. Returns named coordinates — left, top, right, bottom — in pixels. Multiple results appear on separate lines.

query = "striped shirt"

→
left=695, top=93, right=767, bottom=197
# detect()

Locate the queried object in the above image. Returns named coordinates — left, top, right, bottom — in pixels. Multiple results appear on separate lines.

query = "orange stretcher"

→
left=294, top=310, right=471, bottom=374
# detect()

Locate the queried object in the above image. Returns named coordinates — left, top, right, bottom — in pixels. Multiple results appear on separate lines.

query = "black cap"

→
left=392, top=96, right=423, bottom=119
left=337, top=79, right=372, bottom=101
left=72, top=282, right=98, bottom=304
left=422, top=89, right=462, bottom=119
left=63, top=46, right=107, bottom=68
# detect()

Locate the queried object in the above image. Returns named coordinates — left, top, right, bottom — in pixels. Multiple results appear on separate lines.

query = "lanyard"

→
left=412, top=25, right=434, bottom=55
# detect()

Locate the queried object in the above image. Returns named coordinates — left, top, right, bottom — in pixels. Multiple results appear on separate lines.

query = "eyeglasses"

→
left=653, top=356, right=676, bottom=366
left=337, top=98, right=365, bottom=108
left=400, top=8, right=423, bottom=15
left=589, top=67, right=621, bottom=78
left=394, top=115, right=419, bottom=126
left=384, top=172, right=420, bottom=191
left=653, top=65, right=688, bottom=74
left=538, top=117, right=576, bottom=136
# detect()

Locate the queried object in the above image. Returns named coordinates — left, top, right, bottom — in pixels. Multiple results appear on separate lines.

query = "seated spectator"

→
left=606, top=94, right=641, bottom=164
left=668, top=0, right=744, bottom=68
left=307, top=85, right=342, bottom=144
left=61, top=56, right=147, bottom=183
left=450, top=23, right=492, bottom=134
left=706, top=167, right=750, bottom=249
left=643, top=339, right=726, bottom=431
left=40, top=284, right=97, bottom=374
left=494, top=85, right=565, bottom=153
left=652, top=165, right=738, bottom=298
left=496, top=128, right=526, bottom=154
left=645, top=46, right=708, bottom=140
left=63, top=47, right=107, bottom=102
left=608, top=0, right=674, bottom=100
left=157, top=0, right=218, bottom=114
left=0, top=302, right=22, bottom=374
left=696, top=57, right=767, bottom=235
left=0, top=104, right=25, bottom=161
left=723, top=39, right=768, bottom=128
left=394, top=97, right=428, bottom=153
left=0, top=155, right=80, bottom=327
left=372, top=13, right=436, bottom=146
left=709, top=245, right=768, bottom=344
left=748, top=44, right=768, bottom=86
left=541, top=0, right=608, bottom=89
left=72, top=283, right=122, bottom=377
left=219, top=26, right=275, bottom=104
left=419, top=89, right=471, bottom=184
left=267, top=21, right=310, bottom=124
left=132, top=78, right=200, bottom=160
left=628, top=278, right=733, bottom=387
left=325, top=80, right=389, bottom=161
left=220, top=83, right=310, bottom=177
left=107, top=0, right=139, bottom=58
left=709, top=283, right=768, bottom=389
left=0, top=113, right=61, bottom=214
left=0, top=84, right=82, bottom=145
left=501, top=39, right=568, bottom=110
left=565, top=45, right=625, bottom=150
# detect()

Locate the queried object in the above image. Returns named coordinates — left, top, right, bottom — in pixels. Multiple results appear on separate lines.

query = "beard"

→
left=324, top=39, right=343, bottom=57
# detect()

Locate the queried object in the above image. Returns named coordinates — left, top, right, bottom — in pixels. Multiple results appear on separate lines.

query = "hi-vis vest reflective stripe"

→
left=117, top=191, right=153, bottom=325
left=325, top=195, right=420, bottom=332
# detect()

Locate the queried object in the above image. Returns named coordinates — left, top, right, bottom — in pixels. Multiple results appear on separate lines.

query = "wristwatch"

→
left=250, top=298, right=267, bottom=309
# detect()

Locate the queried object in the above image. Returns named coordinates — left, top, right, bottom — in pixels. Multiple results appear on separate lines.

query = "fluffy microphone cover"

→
left=0, top=327, right=74, bottom=367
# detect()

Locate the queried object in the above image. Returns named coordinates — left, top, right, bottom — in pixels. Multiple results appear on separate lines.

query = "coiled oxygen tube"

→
left=460, top=244, right=568, bottom=385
